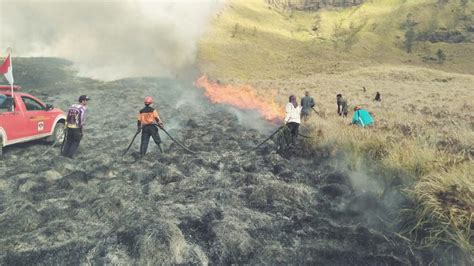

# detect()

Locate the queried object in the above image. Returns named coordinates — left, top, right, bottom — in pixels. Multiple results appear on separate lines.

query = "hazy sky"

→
left=0, top=0, right=223, bottom=80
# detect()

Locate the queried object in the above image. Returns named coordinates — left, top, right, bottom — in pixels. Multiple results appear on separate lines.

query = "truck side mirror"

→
left=45, top=104, right=54, bottom=111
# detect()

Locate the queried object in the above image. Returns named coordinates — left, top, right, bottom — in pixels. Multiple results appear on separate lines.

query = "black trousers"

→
left=140, top=125, right=161, bottom=155
left=287, top=122, right=300, bottom=143
left=61, top=128, right=83, bottom=158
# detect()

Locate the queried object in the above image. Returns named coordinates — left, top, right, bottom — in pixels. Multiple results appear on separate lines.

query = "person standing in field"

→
left=336, top=94, right=348, bottom=117
left=61, top=95, right=89, bottom=158
left=285, top=95, right=302, bottom=145
left=137, top=96, right=164, bottom=156
left=300, top=91, right=315, bottom=122
left=374, top=92, right=381, bottom=102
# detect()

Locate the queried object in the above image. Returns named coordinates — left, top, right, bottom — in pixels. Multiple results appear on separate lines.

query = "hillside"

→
left=197, top=0, right=474, bottom=261
left=198, top=0, right=474, bottom=80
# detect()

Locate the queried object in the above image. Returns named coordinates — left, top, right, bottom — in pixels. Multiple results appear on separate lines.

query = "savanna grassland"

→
left=198, top=0, right=474, bottom=259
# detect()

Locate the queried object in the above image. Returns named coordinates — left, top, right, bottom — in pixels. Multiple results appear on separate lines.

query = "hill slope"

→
left=197, top=0, right=474, bottom=261
left=198, top=0, right=474, bottom=80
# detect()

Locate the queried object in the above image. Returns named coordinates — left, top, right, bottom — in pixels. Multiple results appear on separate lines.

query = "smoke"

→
left=0, top=0, right=223, bottom=80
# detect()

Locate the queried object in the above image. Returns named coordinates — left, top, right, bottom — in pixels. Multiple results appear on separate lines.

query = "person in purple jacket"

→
left=61, top=95, right=89, bottom=158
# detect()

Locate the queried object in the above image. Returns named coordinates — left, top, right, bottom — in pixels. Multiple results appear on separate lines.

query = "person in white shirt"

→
left=285, top=95, right=302, bottom=145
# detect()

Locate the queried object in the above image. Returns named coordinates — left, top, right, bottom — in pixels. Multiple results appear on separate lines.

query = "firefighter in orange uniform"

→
left=137, top=96, right=163, bottom=155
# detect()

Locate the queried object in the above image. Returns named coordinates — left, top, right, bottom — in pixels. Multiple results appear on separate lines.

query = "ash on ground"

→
left=0, top=58, right=431, bottom=265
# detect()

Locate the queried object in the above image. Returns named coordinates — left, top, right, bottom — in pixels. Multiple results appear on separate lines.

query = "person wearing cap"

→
left=61, top=95, right=89, bottom=158
left=336, top=94, right=348, bottom=117
left=285, top=95, right=302, bottom=145
left=351, top=106, right=374, bottom=127
left=137, top=96, right=163, bottom=155
left=300, top=91, right=315, bottom=122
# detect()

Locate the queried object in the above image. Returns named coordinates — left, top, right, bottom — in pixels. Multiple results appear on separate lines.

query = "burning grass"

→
left=195, top=74, right=284, bottom=122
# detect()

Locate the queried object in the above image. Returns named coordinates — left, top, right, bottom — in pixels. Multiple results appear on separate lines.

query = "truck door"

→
left=20, top=96, right=51, bottom=138
left=0, top=94, right=30, bottom=143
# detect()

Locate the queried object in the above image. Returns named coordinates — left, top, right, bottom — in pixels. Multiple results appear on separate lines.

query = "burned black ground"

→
left=0, top=58, right=434, bottom=264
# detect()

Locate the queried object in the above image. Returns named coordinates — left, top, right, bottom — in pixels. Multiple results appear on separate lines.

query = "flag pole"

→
left=10, top=53, right=14, bottom=111
left=6, top=48, right=14, bottom=111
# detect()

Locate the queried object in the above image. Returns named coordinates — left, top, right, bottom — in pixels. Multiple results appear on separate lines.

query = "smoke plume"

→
left=0, top=0, right=222, bottom=80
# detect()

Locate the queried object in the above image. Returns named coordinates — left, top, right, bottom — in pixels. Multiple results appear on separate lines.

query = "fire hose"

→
left=298, top=133, right=311, bottom=138
left=122, top=131, right=140, bottom=156
left=158, top=126, right=197, bottom=155
left=122, top=125, right=196, bottom=156
left=41, top=125, right=67, bottom=156
left=312, top=107, right=321, bottom=117
left=240, top=125, right=286, bottom=156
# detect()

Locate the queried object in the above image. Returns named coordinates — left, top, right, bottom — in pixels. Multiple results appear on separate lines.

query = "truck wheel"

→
left=46, top=122, right=65, bottom=144
left=0, top=136, right=3, bottom=156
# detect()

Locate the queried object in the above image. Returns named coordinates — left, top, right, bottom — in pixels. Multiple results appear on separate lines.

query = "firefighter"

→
left=300, top=91, right=315, bottom=122
left=137, top=96, right=163, bottom=155
left=61, top=95, right=89, bottom=158
left=285, top=95, right=302, bottom=145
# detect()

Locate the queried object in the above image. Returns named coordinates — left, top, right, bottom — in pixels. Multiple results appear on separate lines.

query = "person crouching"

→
left=137, top=96, right=164, bottom=155
left=351, top=106, right=374, bottom=128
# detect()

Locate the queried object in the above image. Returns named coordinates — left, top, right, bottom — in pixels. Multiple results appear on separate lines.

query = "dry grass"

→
left=404, top=163, right=473, bottom=258
left=197, top=0, right=474, bottom=258
left=257, top=69, right=474, bottom=257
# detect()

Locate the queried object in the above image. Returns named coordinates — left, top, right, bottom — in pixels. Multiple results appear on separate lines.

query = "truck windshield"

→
left=0, top=95, right=13, bottom=113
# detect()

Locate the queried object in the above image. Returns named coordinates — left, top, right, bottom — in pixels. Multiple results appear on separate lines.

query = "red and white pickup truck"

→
left=0, top=85, right=66, bottom=155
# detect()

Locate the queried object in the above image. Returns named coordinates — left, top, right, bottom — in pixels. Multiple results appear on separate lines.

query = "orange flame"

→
left=194, top=75, right=284, bottom=122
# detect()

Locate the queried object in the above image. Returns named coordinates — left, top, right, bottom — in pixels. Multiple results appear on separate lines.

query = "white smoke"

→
left=0, top=0, right=223, bottom=80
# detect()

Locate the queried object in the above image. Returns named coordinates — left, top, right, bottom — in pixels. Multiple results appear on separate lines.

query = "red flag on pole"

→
left=0, top=54, right=14, bottom=85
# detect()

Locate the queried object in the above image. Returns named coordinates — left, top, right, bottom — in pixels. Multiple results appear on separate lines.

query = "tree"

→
left=231, top=23, right=240, bottom=38
left=405, top=27, right=415, bottom=53
left=436, top=49, right=446, bottom=64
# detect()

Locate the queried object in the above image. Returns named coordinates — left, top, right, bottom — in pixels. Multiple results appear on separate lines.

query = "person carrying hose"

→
left=137, top=96, right=163, bottom=155
left=61, top=95, right=90, bottom=158
left=285, top=95, right=302, bottom=145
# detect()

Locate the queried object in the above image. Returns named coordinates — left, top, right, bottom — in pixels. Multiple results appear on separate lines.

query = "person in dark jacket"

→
left=374, top=92, right=381, bottom=102
left=300, top=91, right=315, bottom=122
left=61, top=95, right=89, bottom=158
left=137, top=96, right=163, bottom=155
left=336, top=94, right=348, bottom=117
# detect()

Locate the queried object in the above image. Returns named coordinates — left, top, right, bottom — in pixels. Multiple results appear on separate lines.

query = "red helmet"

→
left=144, top=96, right=153, bottom=104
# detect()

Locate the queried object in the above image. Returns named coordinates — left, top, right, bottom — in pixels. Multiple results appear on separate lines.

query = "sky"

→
left=0, top=0, right=223, bottom=80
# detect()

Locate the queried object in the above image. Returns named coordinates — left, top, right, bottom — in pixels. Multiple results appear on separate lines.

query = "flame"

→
left=194, top=75, right=284, bottom=122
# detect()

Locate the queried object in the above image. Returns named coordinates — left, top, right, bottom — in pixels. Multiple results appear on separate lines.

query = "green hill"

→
left=198, top=0, right=474, bottom=80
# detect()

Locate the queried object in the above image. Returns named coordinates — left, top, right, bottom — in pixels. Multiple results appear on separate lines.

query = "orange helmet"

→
left=144, top=96, right=153, bottom=104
